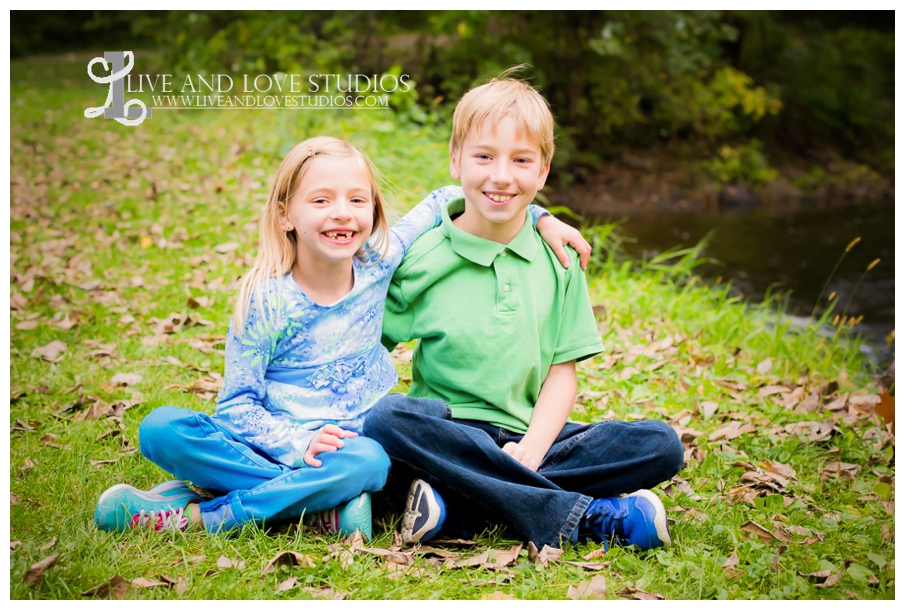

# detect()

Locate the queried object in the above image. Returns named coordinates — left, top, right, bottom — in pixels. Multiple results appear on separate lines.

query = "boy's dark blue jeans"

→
left=363, top=394, right=685, bottom=549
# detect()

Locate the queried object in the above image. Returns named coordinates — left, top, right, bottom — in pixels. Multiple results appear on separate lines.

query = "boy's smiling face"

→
left=450, top=115, right=550, bottom=243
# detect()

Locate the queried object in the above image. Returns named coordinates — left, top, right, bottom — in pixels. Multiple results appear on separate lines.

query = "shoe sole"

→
left=401, top=479, right=442, bottom=544
left=628, top=489, right=671, bottom=549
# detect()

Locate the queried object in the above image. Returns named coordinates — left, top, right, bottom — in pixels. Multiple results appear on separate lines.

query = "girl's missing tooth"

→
left=94, top=136, right=589, bottom=540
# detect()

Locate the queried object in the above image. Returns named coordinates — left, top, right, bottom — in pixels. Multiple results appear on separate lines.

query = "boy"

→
left=363, top=74, right=684, bottom=550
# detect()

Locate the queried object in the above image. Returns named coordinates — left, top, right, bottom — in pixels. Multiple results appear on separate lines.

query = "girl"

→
left=94, top=136, right=589, bottom=540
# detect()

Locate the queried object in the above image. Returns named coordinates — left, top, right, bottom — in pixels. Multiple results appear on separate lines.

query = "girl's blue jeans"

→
left=139, top=406, right=390, bottom=532
left=363, top=394, right=684, bottom=548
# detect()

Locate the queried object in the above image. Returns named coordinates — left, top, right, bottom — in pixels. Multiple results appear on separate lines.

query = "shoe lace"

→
left=315, top=509, right=339, bottom=534
left=584, top=501, right=628, bottom=543
left=132, top=506, right=190, bottom=532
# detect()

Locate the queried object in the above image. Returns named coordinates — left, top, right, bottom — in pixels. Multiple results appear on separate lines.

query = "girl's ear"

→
left=278, top=213, right=294, bottom=232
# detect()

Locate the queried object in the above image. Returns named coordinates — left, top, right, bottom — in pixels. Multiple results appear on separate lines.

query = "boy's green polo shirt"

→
left=382, top=198, right=604, bottom=433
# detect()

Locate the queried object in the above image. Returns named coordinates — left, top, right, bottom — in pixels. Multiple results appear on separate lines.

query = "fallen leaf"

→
left=567, top=575, right=607, bottom=600
left=526, top=542, right=563, bottom=567
left=300, top=585, right=347, bottom=600
left=214, top=241, right=240, bottom=254
left=16, top=320, right=39, bottom=330
left=176, top=578, right=189, bottom=595
left=762, top=459, right=797, bottom=480
left=31, top=339, right=67, bottom=361
left=800, top=560, right=852, bottom=588
left=722, top=550, right=739, bottom=569
left=353, top=546, right=415, bottom=565
left=756, top=358, right=773, bottom=374
left=617, top=586, right=665, bottom=600
left=24, top=554, right=60, bottom=588
left=759, top=385, right=790, bottom=399
left=482, top=591, right=518, bottom=600
left=581, top=548, right=608, bottom=561
left=131, top=577, right=170, bottom=589
left=82, top=574, right=131, bottom=599
left=38, top=536, right=57, bottom=551
left=11, top=540, right=23, bottom=550
left=19, top=457, right=38, bottom=476
left=739, top=520, right=777, bottom=544
left=216, top=555, right=245, bottom=570
left=709, top=420, right=755, bottom=441
left=90, top=459, right=118, bottom=469
left=699, top=401, right=719, bottom=418
left=560, top=560, right=609, bottom=571
left=277, top=576, right=298, bottom=592
left=111, top=373, right=142, bottom=387
left=11, top=492, right=20, bottom=505
left=261, top=550, right=317, bottom=574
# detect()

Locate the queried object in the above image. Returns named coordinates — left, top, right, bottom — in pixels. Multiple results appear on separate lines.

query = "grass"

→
left=9, top=52, right=895, bottom=600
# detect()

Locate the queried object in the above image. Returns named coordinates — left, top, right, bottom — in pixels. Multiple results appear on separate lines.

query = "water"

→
left=592, top=200, right=895, bottom=365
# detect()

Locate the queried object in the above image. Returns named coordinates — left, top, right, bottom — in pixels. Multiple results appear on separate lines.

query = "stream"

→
left=592, top=199, right=895, bottom=366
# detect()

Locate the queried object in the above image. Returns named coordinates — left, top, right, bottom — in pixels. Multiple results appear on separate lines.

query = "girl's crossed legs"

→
left=137, top=406, right=389, bottom=531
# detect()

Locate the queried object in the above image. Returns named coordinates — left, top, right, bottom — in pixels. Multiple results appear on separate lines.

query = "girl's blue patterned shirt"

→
left=212, top=186, right=548, bottom=467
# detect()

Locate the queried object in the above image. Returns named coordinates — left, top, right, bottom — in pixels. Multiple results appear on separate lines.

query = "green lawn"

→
left=9, top=53, right=894, bottom=600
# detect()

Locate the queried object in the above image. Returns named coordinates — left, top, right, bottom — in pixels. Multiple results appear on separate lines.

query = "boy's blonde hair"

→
left=233, top=136, right=389, bottom=335
left=449, top=66, right=555, bottom=166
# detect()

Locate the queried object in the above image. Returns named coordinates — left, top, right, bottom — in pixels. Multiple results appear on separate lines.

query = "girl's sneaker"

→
left=95, top=480, right=202, bottom=532
left=311, top=492, right=373, bottom=541
left=401, top=479, right=446, bottom=544
left=580, top=489, right=671, bottom=551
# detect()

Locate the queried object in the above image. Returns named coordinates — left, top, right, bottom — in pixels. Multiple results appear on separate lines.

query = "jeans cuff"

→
left=561, top=494, right=593, bottom=545
left=199, top=492, right=248, bottom=532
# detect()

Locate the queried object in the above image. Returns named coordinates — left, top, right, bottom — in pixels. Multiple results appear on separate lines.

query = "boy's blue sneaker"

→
left=312, top=492, right=373, bottom=541
left=581, top=489, right=671, bottom=551
left=95, top=480, right=202, bottom=532
left=401, top=479, right=446, bottom=544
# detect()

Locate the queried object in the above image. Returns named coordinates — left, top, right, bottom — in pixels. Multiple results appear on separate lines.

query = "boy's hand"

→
left=502, top=441, right=540, bottom=472
left=304, top=425, right=358, bottom=467
left=536, top=215, right=591, bottom=271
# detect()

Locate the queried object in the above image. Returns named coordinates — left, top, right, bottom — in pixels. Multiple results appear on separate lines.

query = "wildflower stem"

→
left=809, top=237, right=860, bottom=323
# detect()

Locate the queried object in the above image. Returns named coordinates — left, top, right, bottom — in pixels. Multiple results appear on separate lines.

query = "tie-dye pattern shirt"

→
left=213, top=186, right=548, bottom=467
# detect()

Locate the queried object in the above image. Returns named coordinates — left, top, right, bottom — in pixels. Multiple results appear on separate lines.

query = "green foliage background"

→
left=11, top=10, right=895, bottom=182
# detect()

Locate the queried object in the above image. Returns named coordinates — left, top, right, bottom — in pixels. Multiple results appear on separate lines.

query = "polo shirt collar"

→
left=441, top=198, right=538, bottom=267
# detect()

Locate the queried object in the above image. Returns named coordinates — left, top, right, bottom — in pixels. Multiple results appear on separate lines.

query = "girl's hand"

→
left=502, top=441, right=540, bottom=472
left=536, top=215, right=591, bottom=271
left=304, top=425, right=359, bottom=467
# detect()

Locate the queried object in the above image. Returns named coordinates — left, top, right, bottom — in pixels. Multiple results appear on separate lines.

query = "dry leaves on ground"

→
left=617, top=586, right=665, bottom=600
left=799, top=560, right=852, bottom=588
left=261, top=550, right=316, bottom=574
left=31, top=340, right=67, bottom=361
left=567, top=575, right=607, bottom=600
left=24, top=554, right=60, bottom=588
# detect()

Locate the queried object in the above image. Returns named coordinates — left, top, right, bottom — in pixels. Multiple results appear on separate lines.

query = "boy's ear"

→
left=536, top=162, right=551, bottom=190
left=449, top=150, right=461, bottom=180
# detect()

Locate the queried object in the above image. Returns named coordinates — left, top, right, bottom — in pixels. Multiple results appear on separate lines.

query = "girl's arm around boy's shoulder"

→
left=386, top=185, right=464, bottom=266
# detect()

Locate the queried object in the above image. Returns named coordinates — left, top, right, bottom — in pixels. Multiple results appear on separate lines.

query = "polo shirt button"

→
left=501, top=250, right=507, bottom=257
left=503, top=284, right=511, bottom=292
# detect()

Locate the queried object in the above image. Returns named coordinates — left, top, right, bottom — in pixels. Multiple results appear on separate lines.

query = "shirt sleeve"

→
left=529, top=204, right=550, bottom=224
left=213, top=285, right=318, bottom=467
left=381, top=265, right=415, bottom=352
left=552, top=251, right=606, bottom=364
left=385, top=185, right=463, bottom=268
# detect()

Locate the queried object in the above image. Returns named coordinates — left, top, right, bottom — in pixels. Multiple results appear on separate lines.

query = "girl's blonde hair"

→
left=233, top=136, right=389, bottom=335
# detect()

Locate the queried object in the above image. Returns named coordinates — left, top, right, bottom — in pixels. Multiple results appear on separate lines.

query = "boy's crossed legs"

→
left=364, top=394, right=684, bottom=549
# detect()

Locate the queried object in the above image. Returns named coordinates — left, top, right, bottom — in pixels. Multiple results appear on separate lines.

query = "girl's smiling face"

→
left=281, top=155, right=375, bottom=267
